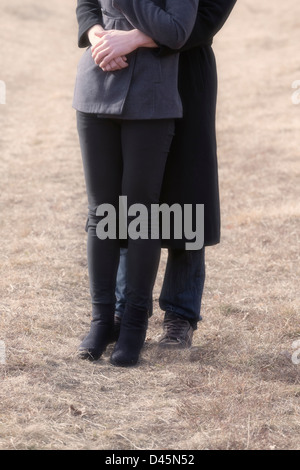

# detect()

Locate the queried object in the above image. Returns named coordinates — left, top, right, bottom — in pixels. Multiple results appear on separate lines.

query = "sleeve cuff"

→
left=78, top=20, right=102, bottom=48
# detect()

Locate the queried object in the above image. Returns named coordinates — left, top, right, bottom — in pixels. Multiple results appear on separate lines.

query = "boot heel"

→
left=78, top=304, right=115, bottom=361
left=110, top=305, right=148, bottom=367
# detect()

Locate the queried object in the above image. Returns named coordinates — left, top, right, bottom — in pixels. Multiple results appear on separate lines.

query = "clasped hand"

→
left=91, top=30, right=137, bottom=72
left=89, top=28, right=157, bottom=72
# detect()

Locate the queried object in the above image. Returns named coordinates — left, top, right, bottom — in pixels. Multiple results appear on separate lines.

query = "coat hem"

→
left=72, top=104, right=183, bottom=120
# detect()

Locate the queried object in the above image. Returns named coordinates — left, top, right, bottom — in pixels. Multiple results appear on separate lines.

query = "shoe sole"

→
left=77, top=348, right=103, bottom=361
left=158, top=340, right=192, bottom=349
left=109, top=356, right=139, bottom=367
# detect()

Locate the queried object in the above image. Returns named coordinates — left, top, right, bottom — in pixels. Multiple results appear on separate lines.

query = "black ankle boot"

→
left=78, top=304, right=115, bottom=361
left=110, top=305, right=148, bottom=367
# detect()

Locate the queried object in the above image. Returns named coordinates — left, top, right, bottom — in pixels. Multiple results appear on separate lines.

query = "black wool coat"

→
left=158, top=0, right=237, bottom=248
left=75, top=0, right=237, bottom=248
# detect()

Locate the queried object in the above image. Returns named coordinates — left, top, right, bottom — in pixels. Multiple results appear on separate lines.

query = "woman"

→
left=76, top=0, right=237, bottom=349
left=73, top=0, right=199, bottom=366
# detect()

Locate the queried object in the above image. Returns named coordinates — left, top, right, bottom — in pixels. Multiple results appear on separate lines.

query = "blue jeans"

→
left=115, top=247, right=205, bottom=329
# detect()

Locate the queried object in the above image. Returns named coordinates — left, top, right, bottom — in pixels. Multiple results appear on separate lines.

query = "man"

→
left=76, top=0, right=237, bottom=351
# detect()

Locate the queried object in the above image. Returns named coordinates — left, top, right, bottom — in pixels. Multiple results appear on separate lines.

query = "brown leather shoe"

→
left=158, top=312, right=194, bottom=349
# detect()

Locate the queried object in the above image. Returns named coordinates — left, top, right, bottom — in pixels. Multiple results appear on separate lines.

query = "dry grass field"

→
left=0, top=0, right=299, bottom=450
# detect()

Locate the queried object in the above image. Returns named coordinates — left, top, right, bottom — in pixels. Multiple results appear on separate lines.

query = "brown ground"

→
left=0, top=0, right=299, bottom=450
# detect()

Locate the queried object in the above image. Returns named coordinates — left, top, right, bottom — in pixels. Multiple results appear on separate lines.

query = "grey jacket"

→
left=73, top=0, right=199, bottom=119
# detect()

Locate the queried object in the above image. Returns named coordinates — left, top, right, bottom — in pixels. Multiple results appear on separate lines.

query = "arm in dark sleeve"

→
left=157, top=0, right=237, bottom=55
left=112, top=0, right=199, bottom=49
left=181, top=0, right=237, bottom=50
left=76, top=0, right=103, bottom=48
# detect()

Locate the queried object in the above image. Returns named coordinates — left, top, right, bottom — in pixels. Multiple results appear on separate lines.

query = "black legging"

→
left=76, top=111, right=175, bottom=315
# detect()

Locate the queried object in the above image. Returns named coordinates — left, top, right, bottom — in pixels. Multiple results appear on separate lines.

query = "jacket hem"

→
left=72, top=104, right=183, bottom=120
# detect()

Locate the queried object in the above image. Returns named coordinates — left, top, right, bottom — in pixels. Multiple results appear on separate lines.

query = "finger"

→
left=91, top=42, right=108, bottom=57
left=102, top=58, right=129, bottom=72
left=98, top=51, right=116, bottom=67
left=100, top=52, right=127, bottom=68
left=93, top=48, right=111, bottom=65
left=91, top=41, right=104, bottom=53
left=91, top=38, right=111, bottom=54
left=102, top=62, right=112, bottom=72
left=113, top=56, right=128, bottom=69
left=106, top=59, right=121, bottom=71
